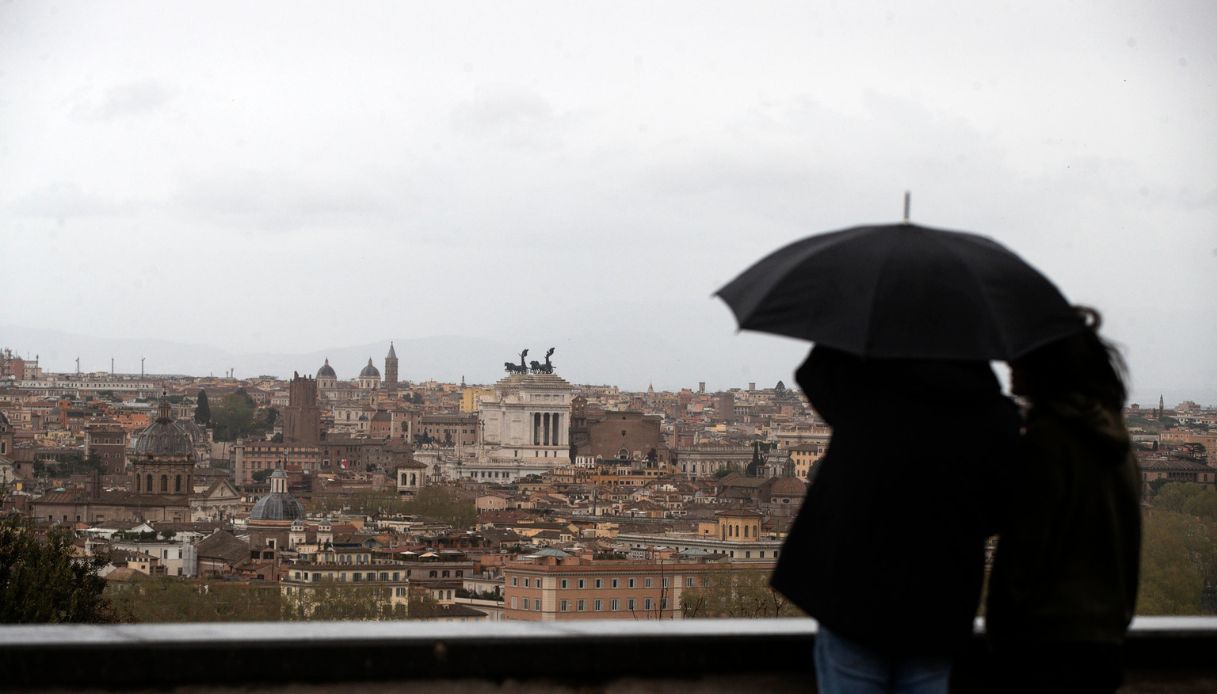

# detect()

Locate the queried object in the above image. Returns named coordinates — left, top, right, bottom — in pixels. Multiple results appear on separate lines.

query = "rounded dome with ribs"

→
left=359, top=358, right=380, bottom=379
left=131, top=398, right=194, bottom=458
left=317, top=358, right=337, bottom=379
left=250, top=470, right=305, bottom=521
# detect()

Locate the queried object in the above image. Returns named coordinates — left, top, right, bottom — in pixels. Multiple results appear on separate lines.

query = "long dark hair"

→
left=1013, top=307, right=1128, bottom=412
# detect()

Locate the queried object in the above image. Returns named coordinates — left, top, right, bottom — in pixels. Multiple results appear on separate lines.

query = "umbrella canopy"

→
left=716, top=223, right=1081, bottom=360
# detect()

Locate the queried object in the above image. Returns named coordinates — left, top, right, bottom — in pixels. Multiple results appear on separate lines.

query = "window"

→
left=510, top=597, right=517, bottom=609
left=594, top=578, right=602, bottom=588
left=611, top=578, right=619, bottom=588
left=594, top=599, right=602, bottom=611
left=644, top=578, right=653, bottom=588
left=560, top=579, right=568, bottom=589
left=511, top=577, right=518, bottom=586
left=611, top=599, right=619, bottom=611
left=644, top=598, right=652, bottom=611
left=560, top=600, right=569, bottom=611
left=577, top=579, right=585, bottom=588
left=686, top=577, right=695, bottom=588
left=577, top=599, right=585, bottom=611
left=628, top=578, right=635, bottom=588
left=627, top=599, right=636, bottom=610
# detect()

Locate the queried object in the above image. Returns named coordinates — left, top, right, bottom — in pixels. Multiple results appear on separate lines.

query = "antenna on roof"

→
left=902, top=191, right=911, bottom=224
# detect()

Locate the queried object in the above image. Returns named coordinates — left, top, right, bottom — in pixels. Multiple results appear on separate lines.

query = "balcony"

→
left=2, top=617, right=1215, bottom=691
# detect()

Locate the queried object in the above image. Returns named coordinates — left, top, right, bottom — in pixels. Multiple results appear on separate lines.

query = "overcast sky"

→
left=1, top=1, right=1214, bottom=400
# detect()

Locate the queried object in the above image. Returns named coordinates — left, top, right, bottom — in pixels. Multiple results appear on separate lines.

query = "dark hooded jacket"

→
left=985, top=399, right=1141, bottom=646
left=770, top=346, right=1020, bottom=656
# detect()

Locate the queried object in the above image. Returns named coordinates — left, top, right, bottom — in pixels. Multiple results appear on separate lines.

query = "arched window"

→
left=146, top=473, right=153, bottom=492
left=160, top=475, right=168, bottom=492
left=175, top=475, right=182, bottom=493
left=135, top=474, right=141, bottom=492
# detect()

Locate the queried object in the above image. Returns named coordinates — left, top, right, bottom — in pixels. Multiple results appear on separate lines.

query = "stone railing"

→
left=1, top=617, right=1215, bottom=691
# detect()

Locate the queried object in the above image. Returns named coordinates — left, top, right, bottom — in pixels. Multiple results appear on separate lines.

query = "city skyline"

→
left=2, top=326, right=1212, bottom=409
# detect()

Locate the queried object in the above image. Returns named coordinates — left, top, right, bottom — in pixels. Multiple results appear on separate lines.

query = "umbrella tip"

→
left=902, top=191, right=911, bottom=224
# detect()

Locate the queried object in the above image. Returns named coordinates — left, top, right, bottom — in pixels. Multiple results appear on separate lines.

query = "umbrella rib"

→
left=860, top=234, right=902, bottom=356
left=930, top=234, right=1012, bottom=358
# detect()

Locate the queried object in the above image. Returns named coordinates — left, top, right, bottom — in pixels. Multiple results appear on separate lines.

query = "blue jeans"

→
left=814, top=627, right=952, bottom=694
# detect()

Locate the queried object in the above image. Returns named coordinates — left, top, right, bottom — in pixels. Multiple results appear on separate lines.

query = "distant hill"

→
left=3, top=322, right=1210, bottom=403
left=0, top=323, right=809, bottom=392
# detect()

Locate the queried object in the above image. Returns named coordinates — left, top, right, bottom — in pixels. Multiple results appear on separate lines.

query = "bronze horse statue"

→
left=505, top=349, right=530, bottom=374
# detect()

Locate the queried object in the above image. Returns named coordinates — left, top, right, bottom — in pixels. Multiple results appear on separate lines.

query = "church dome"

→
left=250, top=470, right=305, bottom=521
left=317, top=358, right=337, bottom=379
left=359, top=358, right=380, bottom=379
left=131, top=399, right=194, bottom=457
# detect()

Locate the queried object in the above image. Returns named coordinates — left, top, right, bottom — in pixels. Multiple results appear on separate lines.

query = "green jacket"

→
left=986, top=401, right=1141, bottom=645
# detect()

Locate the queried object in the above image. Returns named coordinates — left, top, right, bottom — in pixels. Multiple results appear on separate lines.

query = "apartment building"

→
left=503, top=554, right=776, bottom=621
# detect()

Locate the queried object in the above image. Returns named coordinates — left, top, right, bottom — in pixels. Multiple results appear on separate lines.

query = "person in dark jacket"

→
left=771, top=346, right=1020, bottom=693
left=986, top=308, right=1141, bottom=693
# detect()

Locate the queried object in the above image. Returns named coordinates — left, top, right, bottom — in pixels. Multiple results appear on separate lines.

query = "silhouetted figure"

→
left=986, top=308, right=1140, bottom=694
left=772, top=346, right=1019, bottom=693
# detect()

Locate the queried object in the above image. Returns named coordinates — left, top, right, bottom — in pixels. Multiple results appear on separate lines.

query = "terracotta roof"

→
left=768, top=477, right=809, bottom=496
left=195, top=530, right=250, bottom=567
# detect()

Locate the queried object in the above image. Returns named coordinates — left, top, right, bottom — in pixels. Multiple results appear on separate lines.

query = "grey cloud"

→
left=7, top=181, right=135, bottom=223
left=451, top=84, right=569, bottom=149
left=71, top=80, right=174, bottom=121
left=171, top=170, right=392, bottom=233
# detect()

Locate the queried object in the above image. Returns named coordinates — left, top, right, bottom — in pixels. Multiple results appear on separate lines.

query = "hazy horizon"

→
left=3, top=322, right=1211, bottom=408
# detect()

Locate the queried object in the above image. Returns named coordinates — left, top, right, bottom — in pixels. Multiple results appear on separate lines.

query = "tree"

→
left=251, top=407, right=278, bottom=438
left=251, top=468, right=274, bottom=484
left=1138, top=510, right=1217, bottom=614
left=680, top=571, right=804, bottom=619
left=282, top=581, right=408, bottom=621
left=210, top=390, right=257, bottom=441
left=1154, top=482, right=1217, bottom=523
left=0, top=514, right=117, bottom=623
left=194, top=389, right=211, bottom=424
left=107, top=579, right=280, bottom=622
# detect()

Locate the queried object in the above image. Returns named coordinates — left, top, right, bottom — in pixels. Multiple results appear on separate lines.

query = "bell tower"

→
left=384, top=343, right=399, bottom=397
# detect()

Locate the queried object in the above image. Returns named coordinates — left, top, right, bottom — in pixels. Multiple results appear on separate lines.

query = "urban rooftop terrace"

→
left=2, top=617, right=1216, bottom=692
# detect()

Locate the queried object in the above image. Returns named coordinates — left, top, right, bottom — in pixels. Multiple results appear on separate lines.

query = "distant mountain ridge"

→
left=0, top=323, right=808, bottom=392
left=1, top=323, right=1210, bottom=405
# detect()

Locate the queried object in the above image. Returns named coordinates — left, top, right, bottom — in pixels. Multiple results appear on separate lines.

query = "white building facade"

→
left=478, top=372, right=573, bottom=468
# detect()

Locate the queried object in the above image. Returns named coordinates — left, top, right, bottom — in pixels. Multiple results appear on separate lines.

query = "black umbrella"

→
left=716, top=223, right=1082, bottom=360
